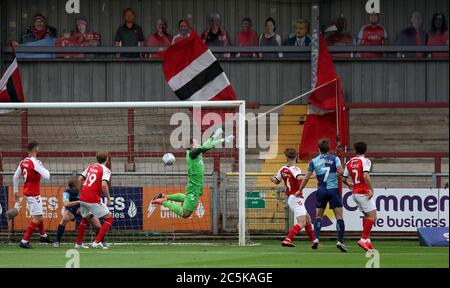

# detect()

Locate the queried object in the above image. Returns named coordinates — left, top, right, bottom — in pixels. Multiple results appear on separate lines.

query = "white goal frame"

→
left=0, top=101, right=247, bottom=246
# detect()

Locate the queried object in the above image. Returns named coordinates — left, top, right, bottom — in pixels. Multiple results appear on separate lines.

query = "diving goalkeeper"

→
left=151, top=128, right=234, bottom=218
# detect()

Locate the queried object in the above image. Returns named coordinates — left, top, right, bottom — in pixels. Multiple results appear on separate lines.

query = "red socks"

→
left=95, top=217, right=113, bottom=243
left=76, top=218, right=90, bottom=245
left=22, top=221, right=39, bottom=242
left=38, top=221, right=46, bottom=236
left=286, top=223, right=315, bottom=242
left=305, top=224, right=315, bottom=242
left=77, top=217, right=114, bottom=244
left=287, top=224, right=302, bottom=241
left=362, top=219, right=374, bottom=240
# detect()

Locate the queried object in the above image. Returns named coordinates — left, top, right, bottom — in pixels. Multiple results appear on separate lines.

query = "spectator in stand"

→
left=114, top=8, right=145, bottom=58
left=21, top=13, right=57, bottom=44
left=356, top=13, right=388, bottom=58
left=326, top=16, right=355, bottom=58
left=427, top=12, right=448, bottom=58
left=172, top=19, right=191, bottom=44
left=284, top=19, right=311, bottom=58
left=285, top=19, right=311, bottom=46
left=201, top=12, right=230, bottom=46
left=259, top=17, right=282, bottom=59
left=235, top=17, right=258, bottom=58
left=395, top=12, right=428, bottom=58
left=201, top=12, right=231, bottom=58
left=56, top=15, right=100, bottom=59
left=146, top=18, right=173, bottom=58
left=12, top=13, right=58, bottom=59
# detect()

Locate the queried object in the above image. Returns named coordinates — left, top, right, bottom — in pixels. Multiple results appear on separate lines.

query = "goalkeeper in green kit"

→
left=152, top=128, right=234, bottom=218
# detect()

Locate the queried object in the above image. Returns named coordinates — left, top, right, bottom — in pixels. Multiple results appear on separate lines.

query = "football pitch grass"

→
left=0, top=240, right=448, bottom=268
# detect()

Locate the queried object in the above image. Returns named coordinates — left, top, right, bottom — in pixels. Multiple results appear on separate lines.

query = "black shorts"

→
left=315, top=188, right=343, bottom=209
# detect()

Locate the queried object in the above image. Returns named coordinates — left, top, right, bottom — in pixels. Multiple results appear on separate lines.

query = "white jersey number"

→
left=23, top=169, right=28, bottom=182
left=285, top=175, right=292, bottom=191
left=83, top=173, right=97, bottom=187
left=352, top=169, right=361, bottom=184
left=322, top=167, right=330, bottom=182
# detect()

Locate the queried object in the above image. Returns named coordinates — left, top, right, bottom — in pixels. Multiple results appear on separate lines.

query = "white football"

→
left=162, top=153, right=176, bottom=166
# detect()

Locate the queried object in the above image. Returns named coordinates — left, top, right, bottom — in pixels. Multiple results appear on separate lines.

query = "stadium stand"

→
left=348, top=104, right=449, bottom=188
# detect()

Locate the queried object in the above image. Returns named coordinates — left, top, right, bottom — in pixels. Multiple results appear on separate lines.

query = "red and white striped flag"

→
left=162, top=31, right=236, bottom=102
left=0, top=58, right=25, bottom=103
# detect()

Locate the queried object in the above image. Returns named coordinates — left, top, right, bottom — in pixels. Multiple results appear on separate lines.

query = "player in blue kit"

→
left=298, top=139, right=348, bottom=252
left=53, top=177, right=104, bottom=247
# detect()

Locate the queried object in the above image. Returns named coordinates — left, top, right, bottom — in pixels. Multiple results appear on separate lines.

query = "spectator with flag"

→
left=56, top=15, right=100, bottom=59
left=21, top=14, right=57, bottom=44
left=11, top=14, right=58, bottom=59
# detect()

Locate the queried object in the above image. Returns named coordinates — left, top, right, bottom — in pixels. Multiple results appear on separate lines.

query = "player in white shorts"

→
left=343, top=142, right=377, bottom=252
left=13, top=141, right=53, bottom=248
left=75, top=151, right=113, bottom=249
left=270, top=148, right=315, bottom=248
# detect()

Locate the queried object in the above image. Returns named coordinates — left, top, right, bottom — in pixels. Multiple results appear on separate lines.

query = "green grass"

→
left=0, top=240, right=447, bottom=268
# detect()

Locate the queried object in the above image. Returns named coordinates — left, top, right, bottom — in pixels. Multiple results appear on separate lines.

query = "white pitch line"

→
left=0, top=251, right=447, bottom=256
left=0, top=264, right=310, bottom=268
left=0, top=244, right=440, bottom=249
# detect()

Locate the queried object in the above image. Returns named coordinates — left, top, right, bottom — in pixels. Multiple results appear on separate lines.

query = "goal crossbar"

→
left=0, top=101, right=245, bottom=109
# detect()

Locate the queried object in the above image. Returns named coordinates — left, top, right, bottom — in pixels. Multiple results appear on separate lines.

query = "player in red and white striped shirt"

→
left=13, top=141, right=52, bottom=249
left=75, top=151, right=113, bottom=249
left=270, top=149, right=315, bottom=248
left=343, top=142, right=377, bottom=252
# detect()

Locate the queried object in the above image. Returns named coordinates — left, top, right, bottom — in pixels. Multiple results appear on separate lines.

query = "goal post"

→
left=0, top=101, right=247, bottom=246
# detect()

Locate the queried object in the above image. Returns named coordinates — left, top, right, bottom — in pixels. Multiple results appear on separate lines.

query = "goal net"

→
left=0, top=101, right=247, bottom=246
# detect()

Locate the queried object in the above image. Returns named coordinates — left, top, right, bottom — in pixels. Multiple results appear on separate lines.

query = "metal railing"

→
left=0, top=171, right=214, bottom=177
left=3, top=171, right=446, bottom=185
left=3, top=45, right=449, bottom=54
left=224, top=171, right=450, bottom=189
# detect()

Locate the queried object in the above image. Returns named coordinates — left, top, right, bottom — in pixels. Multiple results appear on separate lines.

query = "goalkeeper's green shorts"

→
left=183, top=183, right=203, bottom=212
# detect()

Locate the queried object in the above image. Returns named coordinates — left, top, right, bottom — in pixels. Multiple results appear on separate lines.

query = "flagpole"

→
left=249, top=78, right=338, bottom=122
left=335, top=77, right=340, bottom=154
left=9, top=40, right=17, bottom=56
left=335, top=77, right=344, bottom=194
